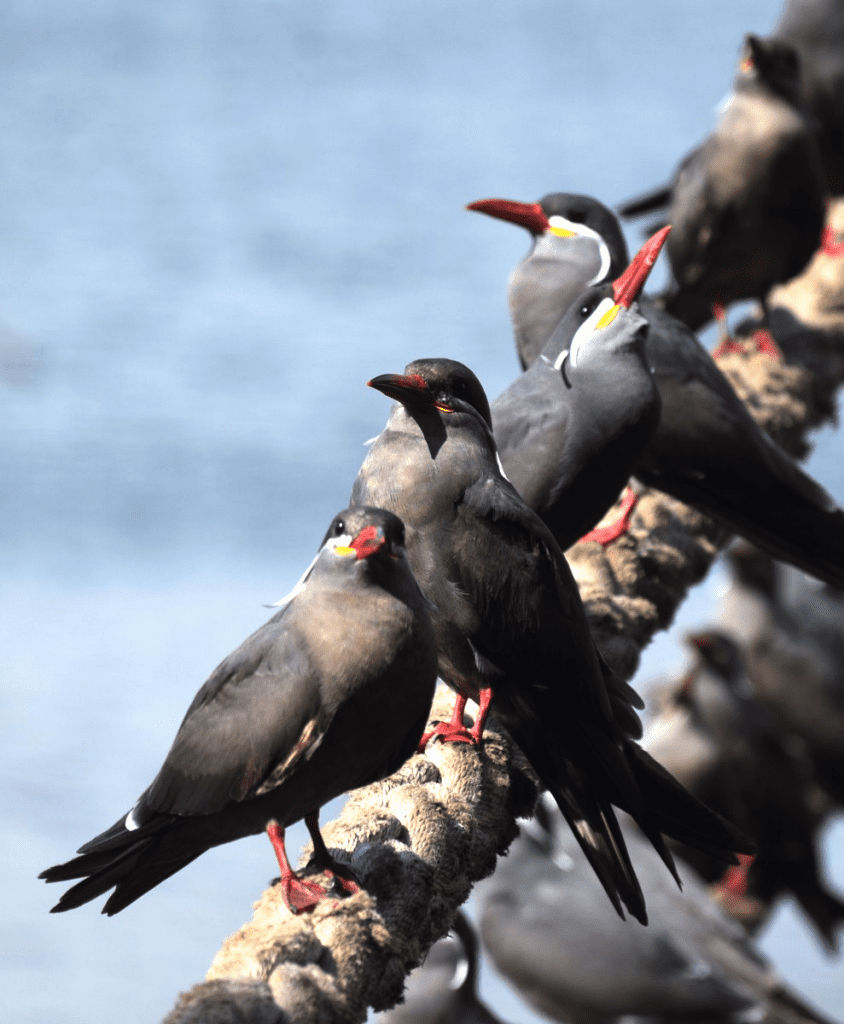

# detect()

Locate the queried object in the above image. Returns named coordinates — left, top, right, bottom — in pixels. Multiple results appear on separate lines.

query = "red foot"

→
left=278, top=873, right=329, bottom=914
left=322, top=868, right=361, bottom=898
left=267, top=821, right=331, bottom=914
left=821, top=226, right=844, bottom=258
left=711, top=853, right=761, bottom=919
left=750, top=328, right=782, bottom=360
left=578, top=487, right=637, bottom=546
left=418, top=688, right=493, bottom=749
left=711, top=337, right=744, bottom=358
left=712, top=330, right=781, bottom=360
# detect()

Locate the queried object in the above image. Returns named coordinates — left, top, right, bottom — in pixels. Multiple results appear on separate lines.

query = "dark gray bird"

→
left=618, top=34, right=826, bottom=330
left=722, top=544, right=844, bottom=809
left=772, top=0, right=844, bottom=194
left=478, top=794, right=838, bottom=1024
left=353, top=357, right=752, bottom=927
left=40, top=507, right=438, bottom=915
left=469, top=190, right=844, bottom=588
left=645, top=629, right=844, bottom=952
left=378, top=911, right=508, bottom=1024
left=490, top=228, right=667, bottom=550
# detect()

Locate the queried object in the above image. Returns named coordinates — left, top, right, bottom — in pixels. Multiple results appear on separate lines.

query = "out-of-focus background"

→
left=2, top=2, right=841, bottom=1021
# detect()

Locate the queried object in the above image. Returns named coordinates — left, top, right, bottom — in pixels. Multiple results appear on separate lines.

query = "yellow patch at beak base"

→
left=596, top=303, right=620, bottom=330
left=549, top=226, right=576, bottom=238
left=333, top=545, right=355, bottom=556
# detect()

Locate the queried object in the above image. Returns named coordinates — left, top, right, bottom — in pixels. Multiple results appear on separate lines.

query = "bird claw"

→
left=418, top=720, right=479, bottom=750
left=276, top=873, right=329, bottom=914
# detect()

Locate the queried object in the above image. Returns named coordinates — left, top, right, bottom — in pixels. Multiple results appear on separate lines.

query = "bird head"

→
left=368, top=358, right=493, bottom=430
left=539, top=226, right=670, bottom=376
left=467, top=192, right=629, bottom=284
left=320, top=506, right=406, bottom=562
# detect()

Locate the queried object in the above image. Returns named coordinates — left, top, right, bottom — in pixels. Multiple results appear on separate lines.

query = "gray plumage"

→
left=40, top=506, right=438, bottom=914
left=352, top=357, right=751, bottom=927
left=474, top=190, right=844, bottom=588
left=620, top=34, right=826, bottom=330
left=478, top=794, right=838, bottom=1024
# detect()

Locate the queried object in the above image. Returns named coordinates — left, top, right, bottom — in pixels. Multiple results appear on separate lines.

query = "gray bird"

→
left=352, top=357, right=751, bottom=927
left=645, top=629, right=844, bottom=951
left=378, top=911, right=508, bottom=1024
left=618, top=34, right=826, bottom=331
left=478, top=794, right=838, bottom=1024
left=40, top=507, right=438, bottom=915
left=772, top=0, right=844, bottom=194
left=722, top=544, right=844, bottom=810
left=490, top=228, right=666, bottom=550
left=470, top=190, right=844, bottom=588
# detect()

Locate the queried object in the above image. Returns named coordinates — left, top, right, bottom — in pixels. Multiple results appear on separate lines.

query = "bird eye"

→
left=333, top=519, right=345, bottom=535
left=579, top=297, right=600, bottom=319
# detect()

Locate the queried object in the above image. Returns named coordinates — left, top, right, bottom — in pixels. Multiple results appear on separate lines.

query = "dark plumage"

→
left=645, top=629, right=844, bottom=951
left=353, top=357, right=751, bottom=927
left=470, top=190, right=844, bottom=588
left=722, top=544, right=844, bottom=809
left=40, top=507, right=437, bottom=915
left=491, top=229, right=666, bottom=550
left=773, top=0, right=844, bottom=194
left=478, top=795, right=837, bottom=1024
left=619, top=34, right=826, bottom=330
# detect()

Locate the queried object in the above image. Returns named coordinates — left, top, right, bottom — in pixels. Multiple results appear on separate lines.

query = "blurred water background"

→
left=2, top=1, right=842, bottom=1021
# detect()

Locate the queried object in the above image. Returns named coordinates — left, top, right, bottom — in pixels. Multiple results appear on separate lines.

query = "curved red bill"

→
left=367, top=372, right=433, bottom=403
left=466, top=198, right=550, bottom=235
left=612, top=225, right=671, bottom=308
left=350, top=524, right=385, bottom=559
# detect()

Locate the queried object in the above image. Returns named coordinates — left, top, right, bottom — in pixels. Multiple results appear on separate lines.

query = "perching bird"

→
left=618, top=34, right=826, bottom=330
left=645, top=629, right=844, bottom=951
left=477, top=794, right=837, bottom=1024
left=721, top=544, right=844, bottom=809
left=353, top=357, right=751, bottom=927
left=469, top=190, right=844, bottom=588
left=40, top=507, right=438, bottom=915
left=772, top=0, right=844, bottom=194
left=378, top=911, right=508, bottom=1024
left=490, top=228, right=666, bottom=550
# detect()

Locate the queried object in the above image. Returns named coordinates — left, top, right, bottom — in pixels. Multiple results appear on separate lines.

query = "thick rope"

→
left=163, top=200, right=844, bottom=1024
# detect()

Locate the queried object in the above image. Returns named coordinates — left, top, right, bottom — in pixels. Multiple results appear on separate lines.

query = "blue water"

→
left=3, top=1, right=842, bottom=1021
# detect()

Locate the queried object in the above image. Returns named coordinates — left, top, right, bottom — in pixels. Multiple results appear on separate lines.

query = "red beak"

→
left=612, top=226, right=671, bottom=308
left=466, top=198, right=550, bottom=235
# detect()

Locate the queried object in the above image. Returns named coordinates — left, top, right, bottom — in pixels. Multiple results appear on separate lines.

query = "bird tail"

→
left=39, top=814, right=202, bottom=915
left=542, top=772, right=649, bottom=926
left=625, top=744, right=755, bottom=860
left=642, top=455, right=844, bottom=590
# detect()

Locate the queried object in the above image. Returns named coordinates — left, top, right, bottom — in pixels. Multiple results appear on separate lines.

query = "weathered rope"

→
left=163, top=201, right=844, bottom=1024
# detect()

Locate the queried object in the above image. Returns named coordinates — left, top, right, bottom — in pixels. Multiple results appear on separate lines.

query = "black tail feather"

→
left=617, top=184, right=673, bottom=219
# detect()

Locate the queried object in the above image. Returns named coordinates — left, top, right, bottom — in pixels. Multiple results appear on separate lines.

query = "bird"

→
left=617, top=34, right=826, bottom=331
left=721, top=544, right=844, bottom=809
left=490, top=227, right=667, bottom=550
left=477, top=793, right=838, bottom=1024
left=644, top=629, right=844, bottom=951
left=772, top=0, right=844, bottom=195
left=469, top=189, right=844, bottom=588
left=352, top=357, right=752, bottom=927
left=40, top=507, right=438, bottom=916
left=377, top=911, right=508, bottom=1024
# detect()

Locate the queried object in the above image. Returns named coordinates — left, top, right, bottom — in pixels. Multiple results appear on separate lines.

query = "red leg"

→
left=711, top=853, right=761, bottom=920
left=266, top=820, right=328, bottom=914
left=578, top=486, right=637, bottom=546
left=711, top=301, right=743, bottom=359
left=419, top=690, right=492, bottom=748
left=305, top=811, right=360, bottom=898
